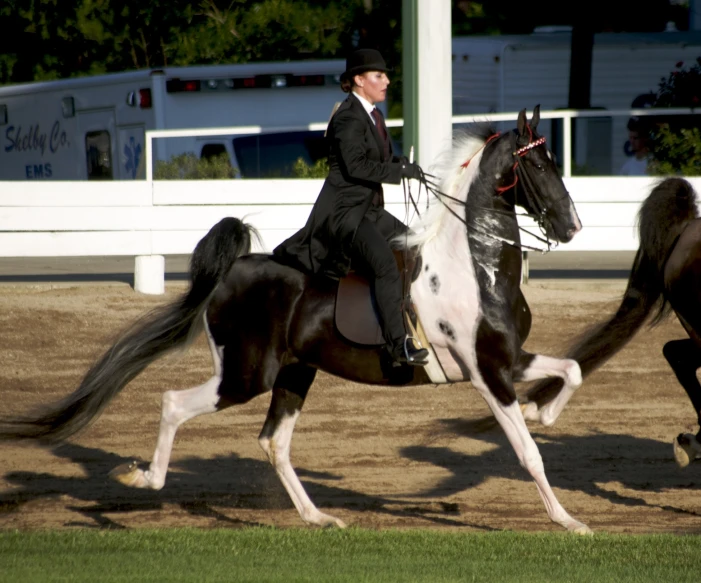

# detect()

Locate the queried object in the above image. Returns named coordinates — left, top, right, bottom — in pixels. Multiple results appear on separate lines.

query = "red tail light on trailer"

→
left=166, top=79, right=201, bottom=93
left=139, top=88, right=152, bottom=108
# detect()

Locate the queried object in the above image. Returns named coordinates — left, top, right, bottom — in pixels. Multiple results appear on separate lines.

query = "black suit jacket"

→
left=274, top=93, right=404, bottom=277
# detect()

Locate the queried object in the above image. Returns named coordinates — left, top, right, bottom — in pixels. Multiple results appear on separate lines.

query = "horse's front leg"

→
left=515, top=351, right=582, bottom=427
left=465, top=321, right=589, bottom=534
left=663, top=338, right=701, bottom=467
left=473, top=372, right=591, bottom=535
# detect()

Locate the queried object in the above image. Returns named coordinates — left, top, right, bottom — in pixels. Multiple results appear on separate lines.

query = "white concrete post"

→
left=416, top=0, right=452, bottom=169
left=134, top=255, right=165, bottom=294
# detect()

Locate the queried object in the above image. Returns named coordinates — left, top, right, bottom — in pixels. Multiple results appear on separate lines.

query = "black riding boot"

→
left=388, top=335, right=429, bottom=367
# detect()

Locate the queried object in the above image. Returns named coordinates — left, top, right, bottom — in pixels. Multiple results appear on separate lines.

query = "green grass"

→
left=1, top=528, right=700, bottom=582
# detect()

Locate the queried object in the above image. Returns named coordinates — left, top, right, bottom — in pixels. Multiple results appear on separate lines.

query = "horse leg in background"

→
left=110, top=324, right=231, bottom=489
left=258, top=364, right=347, bottom=528
left=516, top=352, right=582, bottom=426
left=663, top=338, right=701, bottom=467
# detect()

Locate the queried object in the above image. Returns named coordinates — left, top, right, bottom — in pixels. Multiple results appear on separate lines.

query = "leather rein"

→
left=406, top=129, right=558, bottom=253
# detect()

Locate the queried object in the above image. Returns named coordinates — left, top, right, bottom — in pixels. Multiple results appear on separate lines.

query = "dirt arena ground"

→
left=1, top=279, right=700, bottom=535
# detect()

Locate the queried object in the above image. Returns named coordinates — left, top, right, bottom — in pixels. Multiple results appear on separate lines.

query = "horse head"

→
left=508, top=105, right=581, bottom=244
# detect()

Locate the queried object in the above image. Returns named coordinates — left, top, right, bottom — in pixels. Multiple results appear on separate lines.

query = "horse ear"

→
left=517, top=108, right=528, bottom=143
left=531, top=105, right=541, bottom=132
left=517, top=108, right=527, bottom=134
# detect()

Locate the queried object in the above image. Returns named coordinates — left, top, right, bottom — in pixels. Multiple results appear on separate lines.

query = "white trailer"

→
left=452, top=31, right=701, bottom=174
left=0, top=60, right=351, bottom=180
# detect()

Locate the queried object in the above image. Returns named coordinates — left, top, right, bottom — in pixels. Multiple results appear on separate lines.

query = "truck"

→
left=451, top=30, right=701, bottom=174
left=0, top=59, right=355, bottom=180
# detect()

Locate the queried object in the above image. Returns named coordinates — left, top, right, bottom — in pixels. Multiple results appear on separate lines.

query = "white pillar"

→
left=416, top=0, right=452, bottom=169
left=134, top=255, right=165, bottom=295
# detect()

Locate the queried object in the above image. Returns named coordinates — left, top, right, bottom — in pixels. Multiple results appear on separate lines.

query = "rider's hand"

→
left=400, top=159, right=422, bottom=180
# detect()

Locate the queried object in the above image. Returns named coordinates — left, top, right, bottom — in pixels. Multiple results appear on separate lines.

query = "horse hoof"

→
left=109, top=461, right=145, bottom=487
left=520, top=402, right=539, bottom=422
left=567, top=520, right=593, bottom=535
left=673, top=434, right=700, bottom=468
left=573, top=524, right=593, bottom=536
left=309, top=512, right=347, bottom=529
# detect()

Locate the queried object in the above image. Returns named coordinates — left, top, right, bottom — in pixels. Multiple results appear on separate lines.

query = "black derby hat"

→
left=340, top=48, right=391, bottom=82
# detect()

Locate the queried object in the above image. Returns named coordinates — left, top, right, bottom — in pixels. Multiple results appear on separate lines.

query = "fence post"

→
left=134, top=255, right=165, bottom=294
left=521, top=250, right=529, bottom=285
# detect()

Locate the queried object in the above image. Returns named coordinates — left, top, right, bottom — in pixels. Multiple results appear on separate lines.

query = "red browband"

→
left=461, top=132, right=546, bottom=169
left=513, top=136, right=546, bottom=157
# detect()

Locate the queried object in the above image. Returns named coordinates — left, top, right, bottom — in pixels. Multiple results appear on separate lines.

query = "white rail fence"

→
left=144, top=107, right=698, bottom=181
left=447, top=107, right=697, bottom=178
left=3, top=176, right=700, bottom=294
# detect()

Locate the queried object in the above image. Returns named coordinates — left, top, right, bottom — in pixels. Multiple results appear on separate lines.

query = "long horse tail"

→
left=0, top=217, right=256, bottom=444
left=525, top=177, right=698, bottom=407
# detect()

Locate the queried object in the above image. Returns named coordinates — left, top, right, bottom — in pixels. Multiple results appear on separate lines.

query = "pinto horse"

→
left=0, top=107, right=589, bottom=533
left=522, top=177, right=701, bottom=468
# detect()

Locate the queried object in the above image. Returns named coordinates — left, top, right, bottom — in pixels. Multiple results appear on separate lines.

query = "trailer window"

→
left=85, top=131, right=113, bottom=180
left=232, top=131, right=327, bottom=178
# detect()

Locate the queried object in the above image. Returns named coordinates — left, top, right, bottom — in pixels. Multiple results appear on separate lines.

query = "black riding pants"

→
left=350, top=208, right=408, bottom=348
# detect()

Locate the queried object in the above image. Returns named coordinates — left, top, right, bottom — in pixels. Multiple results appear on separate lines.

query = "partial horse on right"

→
left=522, top=177, right=701, bottom=467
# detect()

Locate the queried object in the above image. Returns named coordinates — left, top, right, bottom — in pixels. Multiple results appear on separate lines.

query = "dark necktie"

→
left=371, top=108, right=390, bottom=159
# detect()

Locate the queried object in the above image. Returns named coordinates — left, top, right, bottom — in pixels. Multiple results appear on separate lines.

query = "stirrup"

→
left=391, top=336, right=429, bottom=367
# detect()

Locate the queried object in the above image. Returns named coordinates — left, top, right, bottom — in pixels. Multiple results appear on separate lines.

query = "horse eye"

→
left=535, top=163, right=545, bottom=172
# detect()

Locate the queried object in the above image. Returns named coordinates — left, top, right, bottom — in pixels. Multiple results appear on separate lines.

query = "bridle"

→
left=405, top=128, right=560, bottom=253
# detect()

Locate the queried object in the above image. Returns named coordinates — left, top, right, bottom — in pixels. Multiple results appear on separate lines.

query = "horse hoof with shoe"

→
left=673, top=433, right=701, bottom=468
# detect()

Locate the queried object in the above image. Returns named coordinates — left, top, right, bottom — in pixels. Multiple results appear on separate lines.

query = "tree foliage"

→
left=0, top=0, right=371, bottom=84
left=173, top=0, right=365, bottom=65
left=452, top=0, right=679, bottom=35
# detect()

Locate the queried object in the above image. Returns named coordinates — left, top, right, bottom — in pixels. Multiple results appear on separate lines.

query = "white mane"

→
left=399, top=132, right=488, bottom=249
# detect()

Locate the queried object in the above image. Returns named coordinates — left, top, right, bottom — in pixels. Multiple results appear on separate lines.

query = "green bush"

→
left=648, top=125, right=701, bottom=176
left=648, top=58, right=701, bottom=176
left=292, top=156, right=329, bottom=178
left=154, top=152, right=236, bottom=179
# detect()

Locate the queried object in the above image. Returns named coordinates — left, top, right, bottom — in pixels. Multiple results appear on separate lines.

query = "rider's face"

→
left=353, top=70, right=390, bottom=105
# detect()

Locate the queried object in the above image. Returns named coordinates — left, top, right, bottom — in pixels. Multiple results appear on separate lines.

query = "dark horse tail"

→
left=0, top=217, right=255, bottom=444
left=525, top=177, right=698, bottom=407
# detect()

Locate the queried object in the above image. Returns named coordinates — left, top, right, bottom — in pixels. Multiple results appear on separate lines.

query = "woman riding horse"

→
left=273, top=48, right=429, bottom=367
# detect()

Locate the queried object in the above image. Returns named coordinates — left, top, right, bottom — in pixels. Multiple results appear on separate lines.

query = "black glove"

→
left=400, top=159, right=422, bottom=180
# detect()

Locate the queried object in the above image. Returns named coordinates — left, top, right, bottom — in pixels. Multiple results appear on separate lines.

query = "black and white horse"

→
left=0, top=107, right=589, bottom=533
left=522, top=177, right=701, bottom=467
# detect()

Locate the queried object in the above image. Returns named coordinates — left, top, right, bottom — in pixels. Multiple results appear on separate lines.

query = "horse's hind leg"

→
left=514, top=351, right=582, bottom=426
left=663, top=338, right=701, bottom=467
left=258, top=364, right=346, bottom=528
left=110, top=325, right=228, bottom=489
